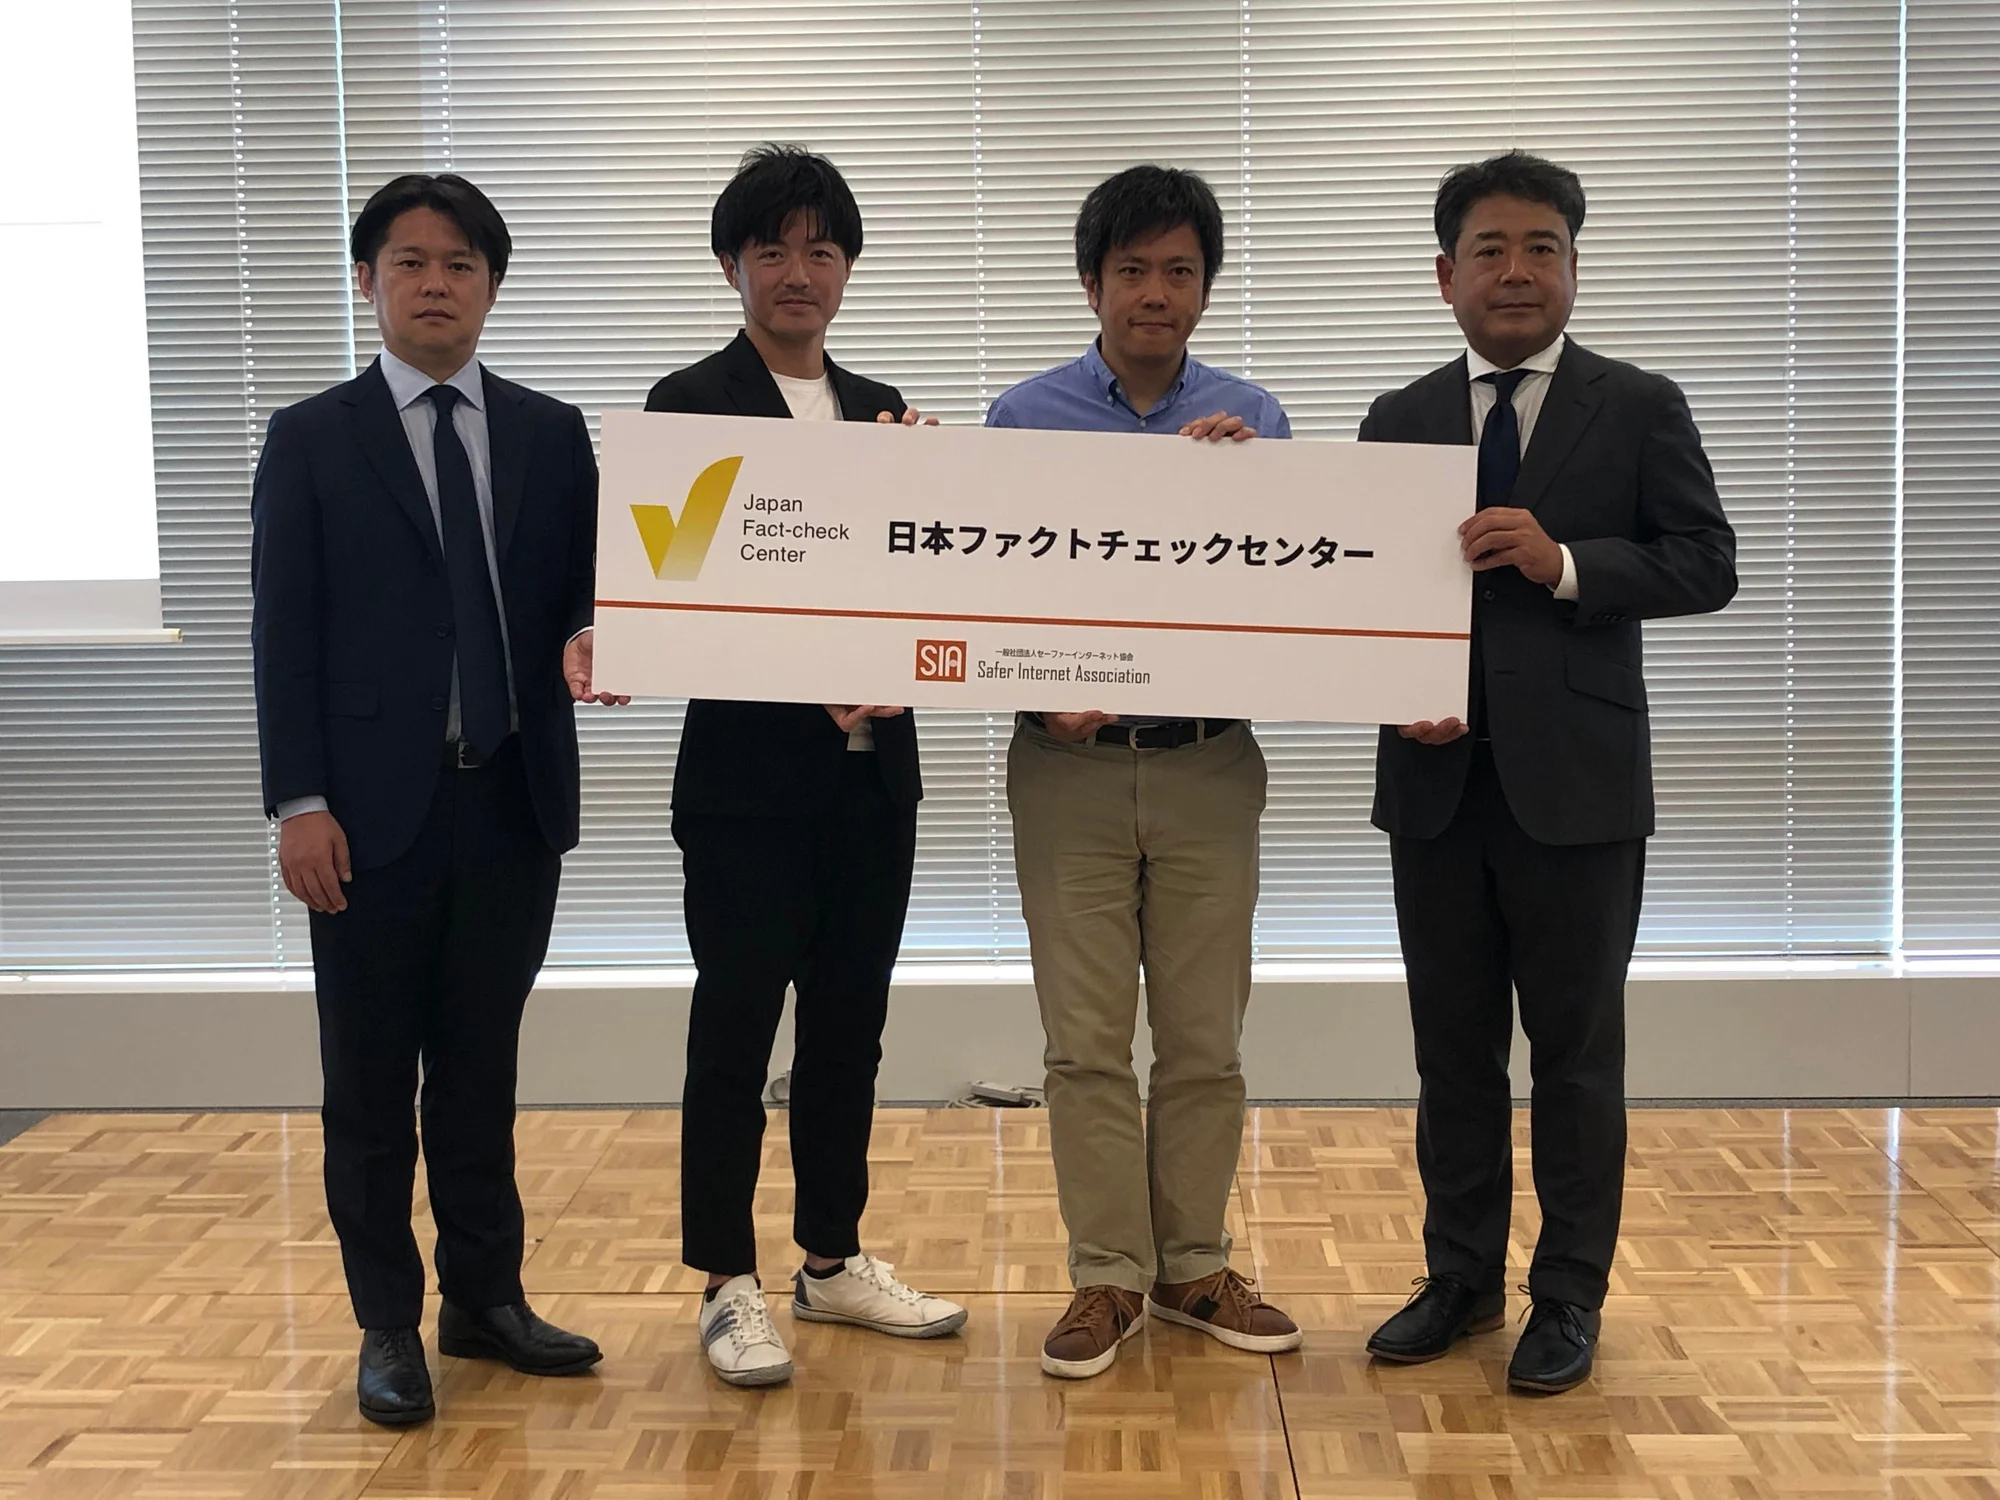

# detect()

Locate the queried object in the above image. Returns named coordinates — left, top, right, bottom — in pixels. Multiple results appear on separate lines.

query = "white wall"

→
left=1, top=966, right=1992, bottom=1109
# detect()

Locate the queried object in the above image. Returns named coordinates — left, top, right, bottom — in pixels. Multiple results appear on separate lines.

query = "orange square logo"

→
left=915, top=640, right=967, bottom=682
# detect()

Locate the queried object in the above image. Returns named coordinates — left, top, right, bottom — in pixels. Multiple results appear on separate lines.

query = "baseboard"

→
left=0, top=964, right=1980, bottom=1110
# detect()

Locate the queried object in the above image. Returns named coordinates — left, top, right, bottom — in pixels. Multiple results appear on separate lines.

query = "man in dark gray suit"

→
left=1357, top=152, right=1737, bottom=1393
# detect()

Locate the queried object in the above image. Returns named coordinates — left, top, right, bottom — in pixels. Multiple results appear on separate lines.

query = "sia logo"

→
left=631, top=455, right=743, bottom=580
left=916, top=640, right=967, bottom=682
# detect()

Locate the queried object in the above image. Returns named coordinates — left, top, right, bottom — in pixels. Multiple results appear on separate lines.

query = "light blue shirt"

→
left=275, top=348, right=517, bottom=822
left=985, top=339, right=1291, bottom=438
left=987, top=340, right=1290, bottom=726
left=377, top=346, right=522, bottom=743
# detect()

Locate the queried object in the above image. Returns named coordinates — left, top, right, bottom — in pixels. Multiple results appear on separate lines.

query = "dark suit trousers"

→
left=308, top=739, right=561, bottom=1329
left=1389, top=741, right=1643, bottom=1310
left=674, top=756, right=917, bottom=1274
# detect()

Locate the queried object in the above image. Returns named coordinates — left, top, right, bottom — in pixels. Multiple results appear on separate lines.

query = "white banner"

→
left=593, top=412, right=1474, bottom=725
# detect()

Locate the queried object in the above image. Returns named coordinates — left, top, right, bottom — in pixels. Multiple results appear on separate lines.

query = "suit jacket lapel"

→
left=720, top=331, right=792, bottom=418
left=825, top=356, right=880, bottom=423
left=483, top=368, right=528, bottom=560
left=1511, top=341, right=1605, bottom=512
left=344, top=359, right=442, bottom=562
left=1421, top=356, right=1475, bottom=446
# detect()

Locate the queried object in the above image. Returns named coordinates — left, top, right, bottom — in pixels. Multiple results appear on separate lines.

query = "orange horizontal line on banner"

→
left=594, top=598, right=1470, bottom=643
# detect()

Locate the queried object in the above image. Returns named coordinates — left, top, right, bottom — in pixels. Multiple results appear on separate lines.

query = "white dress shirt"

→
left=277, top=348, right=520, bottom=822
left=1466, top=333, right=1578, bottom=602
left=771, top=368, right=875, bottom=752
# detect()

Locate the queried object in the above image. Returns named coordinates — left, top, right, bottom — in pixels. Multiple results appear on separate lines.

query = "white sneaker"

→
left=699, top=1275, right=793, bottom=1387
left=791, top=1255, right=969, bottom=1338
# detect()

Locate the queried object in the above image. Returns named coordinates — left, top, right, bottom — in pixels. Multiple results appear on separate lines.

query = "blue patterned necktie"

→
left=1465, top=368, right=1531, bottom=739
left=1476, top=368, right=1532, bottom=508
left=425, top=384, right=509, bottom=756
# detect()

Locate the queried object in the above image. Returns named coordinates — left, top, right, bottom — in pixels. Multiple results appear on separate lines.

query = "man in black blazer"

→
left=252, top=174, right=618, bottom=1425
left=1358, top=153, right=1737, bottom=1392
left=643, top=146, right=965, bottom=1389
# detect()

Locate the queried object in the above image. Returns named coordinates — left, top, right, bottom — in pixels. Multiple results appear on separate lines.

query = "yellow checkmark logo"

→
left=631, top=454, right=743, bottom=580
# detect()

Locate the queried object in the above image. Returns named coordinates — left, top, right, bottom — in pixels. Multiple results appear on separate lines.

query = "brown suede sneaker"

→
left=1149, top=1268, right=1303, bottom=1354
left=1040, top=1284, right=1147, bottom=1379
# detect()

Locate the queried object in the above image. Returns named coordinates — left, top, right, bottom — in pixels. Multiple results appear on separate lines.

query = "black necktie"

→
left=1466, top=368, right=1530, bottom=739
left=425, top=384, right=509, bottom=756
left=1476, top=368, right=1531, bottom=509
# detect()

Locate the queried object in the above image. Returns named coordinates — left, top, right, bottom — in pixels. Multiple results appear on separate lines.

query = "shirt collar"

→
left=379, top=346, right=484, bottom=412
left=1082, top=337, right=1197, bottom=414
left=1465, top=332, right=1566, bottom=383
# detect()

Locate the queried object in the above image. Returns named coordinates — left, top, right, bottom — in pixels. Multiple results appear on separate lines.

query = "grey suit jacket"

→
left=1358, top=341, right=1738, bottom=846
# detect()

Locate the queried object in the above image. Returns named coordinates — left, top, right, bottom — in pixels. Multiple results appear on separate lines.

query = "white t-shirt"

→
left=771, top=370, right=841, bottom=423
left=770, top=370, right=873, bottom=750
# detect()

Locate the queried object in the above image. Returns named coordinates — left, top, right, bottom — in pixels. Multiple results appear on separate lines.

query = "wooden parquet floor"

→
left=3, top=1106, right=1999, bottom=1498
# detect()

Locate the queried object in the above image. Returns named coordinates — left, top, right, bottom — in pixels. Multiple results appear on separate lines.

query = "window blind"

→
left=0, top=0, right=1984, bottom=969
left=0, top=2, right=352, bottom=968
left=1242, top=1, right=1902, bottom=956
left=1902, top=2, right=2000, bottom=954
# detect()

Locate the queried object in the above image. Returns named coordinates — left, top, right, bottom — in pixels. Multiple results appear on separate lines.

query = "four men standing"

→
left=251, top=147, right=1732, bottom=1415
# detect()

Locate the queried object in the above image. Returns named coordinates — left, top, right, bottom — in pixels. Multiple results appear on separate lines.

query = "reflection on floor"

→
left=2, top=1105, right=1997, bottom=1497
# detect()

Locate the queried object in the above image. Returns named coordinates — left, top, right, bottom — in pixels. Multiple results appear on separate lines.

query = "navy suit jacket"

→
left=1359, top=341, right=1738, bottom=846
left=251, top=358, right=599, bottom=870
left=643, top=332, right=923, bottom=819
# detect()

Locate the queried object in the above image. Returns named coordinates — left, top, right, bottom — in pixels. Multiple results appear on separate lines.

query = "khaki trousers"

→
left=1007, top=717, right=1266, bottom=1293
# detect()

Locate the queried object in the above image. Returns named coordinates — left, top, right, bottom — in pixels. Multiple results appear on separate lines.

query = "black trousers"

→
left=674, top=756, right=917, bottom=1275
left=309, top=739, right=561, bottom=1329
left=1389, top=741, right=1644, bottom=1310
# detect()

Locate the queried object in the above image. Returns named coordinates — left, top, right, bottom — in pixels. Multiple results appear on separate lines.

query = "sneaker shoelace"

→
left=718, top=1286, right=782, bottom=1352
left=1203, top=1268, right=1274, bottom=1321
left=847, top=1255, right=928, bottom=1305
left=1052, top=1283, right=1133, bottom=1340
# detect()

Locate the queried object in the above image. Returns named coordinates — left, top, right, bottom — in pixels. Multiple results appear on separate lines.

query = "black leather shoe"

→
left=357, top=1327, right=434, bottom=1426
left=1365, top=1275, right=1506, bottom=1364
left=438, top=1301, right=602, bottom=1376
left=1507, top=1298, right=1601, bottom=1393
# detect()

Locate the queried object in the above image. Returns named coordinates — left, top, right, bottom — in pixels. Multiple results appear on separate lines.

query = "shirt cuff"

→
left=1552, top=544, right=1579, bottom=602
left=566, top=626, right=592, bottom=645
left=276, top=796, right=329, bottom=822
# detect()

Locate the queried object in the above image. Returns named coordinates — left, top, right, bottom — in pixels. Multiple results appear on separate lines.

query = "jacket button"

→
left=437, top=623, right=452, bottom=638
left=431, top=697, right=446, bottom=712
left=1482, top=588, right=1496, bottom=602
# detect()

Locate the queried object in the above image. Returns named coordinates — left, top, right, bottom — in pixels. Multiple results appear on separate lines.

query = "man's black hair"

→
left=1434, top=150, right=1586, bottom=256
left=1074, top=165, right=1225, bottom=293
left=711, top=144, right=864, bottom=262
left=349, top=173, right=512, bottom=280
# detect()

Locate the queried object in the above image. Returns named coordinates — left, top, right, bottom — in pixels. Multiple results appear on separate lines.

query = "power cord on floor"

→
left=765, top=1073, right=1043, bottom=1108
left=948, top=1081, right=1046, bottom=1109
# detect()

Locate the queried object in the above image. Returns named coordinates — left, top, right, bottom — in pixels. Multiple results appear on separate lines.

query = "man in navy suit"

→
left=251, top=174, right=622, bottom=1426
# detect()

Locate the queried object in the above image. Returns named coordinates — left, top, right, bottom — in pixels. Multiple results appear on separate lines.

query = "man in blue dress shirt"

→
left=987, top=165, right=1303, bottom=1380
